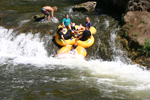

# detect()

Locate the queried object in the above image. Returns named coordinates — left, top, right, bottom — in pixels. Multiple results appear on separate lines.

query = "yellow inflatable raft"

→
left=58, top=45, right=87, bottom=58
left=55, top=25, right=96, bottom=48
left=57, top=25, right=97, bottom=35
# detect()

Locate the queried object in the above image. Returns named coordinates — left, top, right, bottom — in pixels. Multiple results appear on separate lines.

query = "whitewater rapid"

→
left=0, top=26, right=150, bottom=99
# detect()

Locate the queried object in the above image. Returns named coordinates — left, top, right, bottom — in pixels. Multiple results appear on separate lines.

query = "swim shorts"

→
left=41, top=8, right=50, bottom=15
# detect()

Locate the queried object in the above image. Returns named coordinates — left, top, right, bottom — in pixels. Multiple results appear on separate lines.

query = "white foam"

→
left=0, top=26, right=150, bottom=99
left=39, top=17, right=59, bottom=23
left=19, top=20, right=30, bottom=26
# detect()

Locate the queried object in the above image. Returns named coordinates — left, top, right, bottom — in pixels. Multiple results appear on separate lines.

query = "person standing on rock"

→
left=41, top=6, right=57, bottom=21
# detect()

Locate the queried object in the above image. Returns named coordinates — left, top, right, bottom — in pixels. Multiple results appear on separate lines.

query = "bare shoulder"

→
left=43, top=6, right=53, bottom=11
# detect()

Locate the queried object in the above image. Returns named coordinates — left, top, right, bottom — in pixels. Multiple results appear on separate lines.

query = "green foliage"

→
left=125, top=31, right=128, bottom=36
left=133, top=32, right=138, bottom=36
left=132, top=48, right=135, bottom=52
left=121, top=13, right=125, bottom=22
left=147, top=26, right=149, bottom=30
left=121, top=7, right=128, bottom=22
left=139, top=39, right=150, bottom=56
left=128, top=26, right=131, bottom=29
left=130, top=24, right=134, bottom=27
left=134, top=38, right=137, bottom=41
left=141, top=20, right=145, bottom=23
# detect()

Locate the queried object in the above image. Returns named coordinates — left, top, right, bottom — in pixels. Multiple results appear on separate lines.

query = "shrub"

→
left=134, top=38, right=137, bottom=41
left=130, top=24, right=134, bottom=27
left=133, top=32, right=138, bottom=36
left=141, top=20, right=145, bottom=23
left=139, top=39, right=150, bottom=56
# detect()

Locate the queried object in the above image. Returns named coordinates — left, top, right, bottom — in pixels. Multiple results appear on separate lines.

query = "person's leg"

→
left=64, top=30, right=75, bottom=39
left=75, top=38, right=79, bottom=45
left=67, top=34, right=75, bottom=39
left=66, top=29, right=71, bottom=36
left=71, top=26, right=75, bottom=30
left=77, top=25, right=85, bottom=30
left=66, top=25, right=71, bottom=30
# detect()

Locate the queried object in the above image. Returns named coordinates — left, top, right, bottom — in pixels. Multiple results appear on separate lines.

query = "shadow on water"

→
left=92, top=0, right=124, bottom=22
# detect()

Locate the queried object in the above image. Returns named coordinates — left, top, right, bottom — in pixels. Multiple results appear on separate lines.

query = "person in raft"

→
left=69, top=45, right=78, bottom=55
left=62, top=14, right=72, bottom=29
left=41, top=6, right=57, bottom=21
left=55, top=45, right=78, bottom=57
left=57, top=27, right=76, bottom=46
left=77, top=17, right=92, bottom=31
left=75, top=25, right=91, bottom=45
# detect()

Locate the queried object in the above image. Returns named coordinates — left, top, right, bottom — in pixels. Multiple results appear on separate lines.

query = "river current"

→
left=0, top=0, right=150, bottom=100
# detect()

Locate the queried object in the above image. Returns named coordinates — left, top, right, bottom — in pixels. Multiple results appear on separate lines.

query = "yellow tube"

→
left=58, top=45, right=87, bottom=58
left=76, top=46, right=87, bottom=58
left=77, top=35, right=94, bottom=48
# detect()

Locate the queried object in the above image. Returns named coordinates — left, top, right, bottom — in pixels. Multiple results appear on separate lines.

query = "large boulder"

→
left=128, top=0, right=150, bottom=11
left=123, top=11, right=150, bottom=45
left=73, top=1, right=97, bottom=12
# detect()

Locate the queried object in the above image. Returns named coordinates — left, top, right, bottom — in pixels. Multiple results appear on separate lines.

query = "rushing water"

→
left=0, top=0, right=150, bottom=100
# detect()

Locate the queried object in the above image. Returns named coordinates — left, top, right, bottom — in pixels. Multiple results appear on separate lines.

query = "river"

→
left=0, top=0, right=150, bottom=100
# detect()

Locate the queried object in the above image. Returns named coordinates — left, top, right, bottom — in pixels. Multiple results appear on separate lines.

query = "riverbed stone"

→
left=0, top=13, right=55, bottom=35
left=73, top=1, right=97, bottom=12
left=31, top=14, right=45, bottom=21
left=0, top=10, right=16, bottom=21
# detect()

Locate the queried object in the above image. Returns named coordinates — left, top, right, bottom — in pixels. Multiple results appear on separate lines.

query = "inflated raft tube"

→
left=58, top=45, right=87, bottom=58
left=57, top=25, right=96, bottom=35
left=55, top=33, right=94, bottom=48
left=55, top=25, right=96, bottom=48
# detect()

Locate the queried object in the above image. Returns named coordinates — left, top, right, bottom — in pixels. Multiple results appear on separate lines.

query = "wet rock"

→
left=0, top=17, right=2, bottom=21
left=0, top=13, right=56, bottom=35
left=73, top=1, right=97, bottom=12
left=32, top=14, right=45, bottom=21
left=0, top=10, right=16, bottom=21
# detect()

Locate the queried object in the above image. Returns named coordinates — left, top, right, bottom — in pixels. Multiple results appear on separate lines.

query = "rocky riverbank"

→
left=92, top=0, right=150, bottom=67
left=110, top=0, right=150, bottom=67
left=119, top=10, right=150, bottom=68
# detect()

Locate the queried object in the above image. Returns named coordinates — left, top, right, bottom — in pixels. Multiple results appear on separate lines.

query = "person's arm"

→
left=62, top=22, right=65, bottom=27
left=62, top=18, right=65, bottom=27
left=79, top=30, right=84, bottom=32
left=78, top=34, right=83, bottom=39
left=47, top=15, right=50, bottom=21
left=69, top=18, right=72, bottom=25
left=61, top=35, right=69, bottom=46
left=89, top=22, right=92, bottom=28
left=75, top=34, right=83, bottom=45
left=51, top=9, right=55, bottom=20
